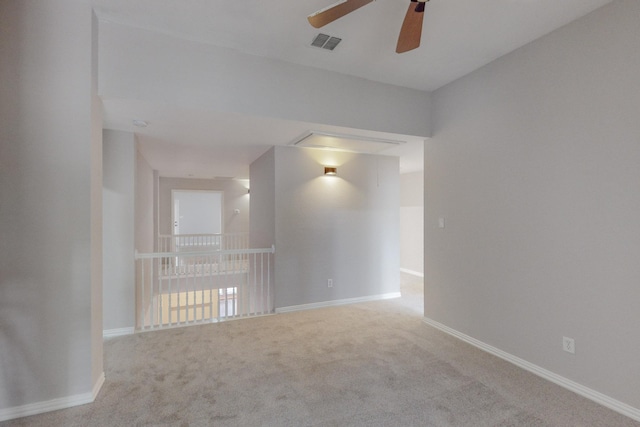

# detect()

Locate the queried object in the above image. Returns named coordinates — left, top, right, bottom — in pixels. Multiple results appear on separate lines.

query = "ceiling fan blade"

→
left=308, top=0, right=375, bottom=28
left=396, top=0, right=426, bottom=54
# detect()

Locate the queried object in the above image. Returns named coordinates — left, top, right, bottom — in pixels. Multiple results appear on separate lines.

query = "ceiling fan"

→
left=308, top=0, right=429, bottom=53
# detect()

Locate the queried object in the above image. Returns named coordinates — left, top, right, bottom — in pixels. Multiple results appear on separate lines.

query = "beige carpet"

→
left=3, top=274, right=638, bottom=426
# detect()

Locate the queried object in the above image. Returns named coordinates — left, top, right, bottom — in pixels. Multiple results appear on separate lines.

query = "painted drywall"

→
left=249, top=148, right=276, bottom=301
left=251, top=146, right=400, bottom=309
left=158, top=178, right=250, bottom=238
left=98, top=22, right=432, bottom=138
left=400, top=171, right=424, bottom=276
left=102, top=130, right=136, bottom=331
left=90, top=8, right=104, bottom=392
left=135, top=143, right=155, bottom=254
left=0, top=0, right=102, bottom=413
left=249, top=148, right=276, bottom=250
left=427, top=0, right=640, bottom=411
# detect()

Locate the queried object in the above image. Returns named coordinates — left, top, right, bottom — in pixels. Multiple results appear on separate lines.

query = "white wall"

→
left=0, top=0, right=103, bottom=416
left=251, top=146, right=400, bottom=309
left=98, top=22, right=432, bottom=138
left=158, top=178, right=250, bottom=237
left=400, top=171, right=424, bottom=276
left=102, top=130, right=136, bottom=332
left=427, top=0, right=640, bottom=412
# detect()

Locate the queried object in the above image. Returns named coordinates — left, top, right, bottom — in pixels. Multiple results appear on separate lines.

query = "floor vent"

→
left=311, top=33, right=342, bottom=51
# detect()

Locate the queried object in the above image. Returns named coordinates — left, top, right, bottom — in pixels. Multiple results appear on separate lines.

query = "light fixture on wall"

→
left=324, top=166, right=337, bottom=176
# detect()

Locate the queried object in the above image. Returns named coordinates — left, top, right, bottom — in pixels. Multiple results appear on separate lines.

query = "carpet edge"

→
left=421, top=317, right=640, bottom=423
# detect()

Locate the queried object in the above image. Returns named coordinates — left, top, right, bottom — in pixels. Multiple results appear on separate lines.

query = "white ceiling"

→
left=94, top=0, right=613, bottom=179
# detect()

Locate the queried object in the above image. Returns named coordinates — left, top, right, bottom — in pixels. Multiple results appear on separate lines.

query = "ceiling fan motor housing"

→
left=412, top=0, right=428, bottom=12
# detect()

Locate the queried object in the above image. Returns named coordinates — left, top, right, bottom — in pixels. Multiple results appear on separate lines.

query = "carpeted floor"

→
left=3, top=273, right=638, bottom=426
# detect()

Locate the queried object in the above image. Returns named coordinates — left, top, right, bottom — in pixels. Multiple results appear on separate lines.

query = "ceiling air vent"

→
left=311, top=33, right=342, bottom=51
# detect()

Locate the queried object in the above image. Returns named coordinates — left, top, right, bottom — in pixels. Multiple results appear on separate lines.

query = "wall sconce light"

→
left=324, top=166, right=337, bottom=176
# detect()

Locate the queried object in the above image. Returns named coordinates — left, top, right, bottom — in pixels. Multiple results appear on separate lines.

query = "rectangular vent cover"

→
left=311, top=33, right=342, bottom=51
left=290, top=131, right=406, bottom=154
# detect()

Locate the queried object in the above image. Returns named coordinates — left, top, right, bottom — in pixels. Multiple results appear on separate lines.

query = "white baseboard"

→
left=276, top=292, right=402, bottom=314
left=93, top=371, right=105, bottom=400
left=400, top=268, right=424, bottom=278
left=422, top=317, right=640, bottom=423
left=103, top=327, right=135, bottom=338
left=0, top=371, right=105, bottom=423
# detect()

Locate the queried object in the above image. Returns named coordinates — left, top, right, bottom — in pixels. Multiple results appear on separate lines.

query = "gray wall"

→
left=251, top=146, right=400, bottom=309
left=249, top=148, right=276, bottom=250
left=427, top=0, right=640, bottom=410
left=249, top=148, right=276, bottom=301
left=103, top=130, right=136, bottom=331
left=0, top=0, right=103, bottom=411
left=400, top=171, right=424, bottom=275
left=103, top=131, right=155, bottom=333
left=158, top=177, right=250, bottom=237
left=99, top=22, right=432, bottom=139
left=135, top=145, right=155, bottom=254
left=90, top=6, right=103, bottom=397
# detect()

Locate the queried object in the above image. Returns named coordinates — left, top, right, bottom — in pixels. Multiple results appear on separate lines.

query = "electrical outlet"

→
left=563, top=336, right=575, bottom=354
left=327, top=279, right=333, bottom=288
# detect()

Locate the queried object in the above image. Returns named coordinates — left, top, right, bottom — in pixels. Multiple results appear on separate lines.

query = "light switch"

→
left=438, top=218, right=445, bottom=229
